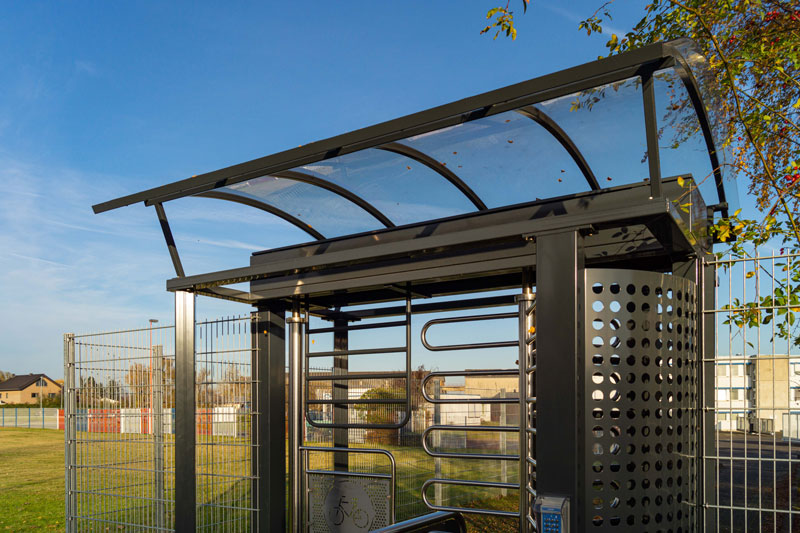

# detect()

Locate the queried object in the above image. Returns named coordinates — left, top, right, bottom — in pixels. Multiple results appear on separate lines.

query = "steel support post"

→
left=152, top=345, right=165, bottom=531
left=333, top=318, right=349, bottom=470
left=251, top=304, right=287, bottom=532
left=700, top=255, right=717, bottom=532
left=64, top=333, right=77, bottom=533
left=534, top=230, right=584, bottom=530
left=175, top=290, right=196, bottom=532
left=517, top=269, right=536, bottom=531
left=288, top=303, right=304, bottom=532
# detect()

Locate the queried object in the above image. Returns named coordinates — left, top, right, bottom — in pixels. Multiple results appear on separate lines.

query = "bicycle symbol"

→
left=328, top=495, right=369, bottom=529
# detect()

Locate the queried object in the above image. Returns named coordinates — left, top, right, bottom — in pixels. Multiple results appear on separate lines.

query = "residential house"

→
left=0, top=374, right=62, bottom=405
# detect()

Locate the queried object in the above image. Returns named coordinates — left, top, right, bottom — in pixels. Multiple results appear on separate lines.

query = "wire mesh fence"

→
left=63, top=255, right=800, bottom=532
left=706, top=251, right=800, bottom=532
left=65, top=325, right=176, bottom=532
left=0, top=407, right=63, bottom=428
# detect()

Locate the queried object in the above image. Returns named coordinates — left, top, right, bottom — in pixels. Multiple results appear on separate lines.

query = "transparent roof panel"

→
left=401, top=109, right=592, bottom=208
left=222, top=176, right=381, bottom=238
left=296, top=147, right=479, bottom=225
left=536, top=77, right=649, bottom=186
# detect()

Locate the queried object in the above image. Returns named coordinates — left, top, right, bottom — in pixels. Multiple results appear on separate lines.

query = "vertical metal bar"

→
left=642, top=69, right=663, bottom=199
left=333, top=318, right=349, bottom=470
left=288, top=302, right=304, bottom=532
left=153, top=345, right=165, bottom=531
left=518, top=267, right=535, bottom=531
left=175, top=290, right=196, bottom=533
left=251, top=304, right=286, bottom=533
left=534, top=230, right=584, bottom=530
left=433, top=379, right=442, bottom=506
left=65, top=333, right=76, bottom=533
left=500, top=388, right=508, bottom=497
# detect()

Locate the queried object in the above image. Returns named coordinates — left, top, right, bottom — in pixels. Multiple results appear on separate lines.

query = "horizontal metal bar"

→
left=306, top=371, right=407, bottom=382
left=422, top=369, right=518, bottom=404
left=421, top=313, right=518, bottom=352
left=315, top=295, right=518, bottom=321
left=307, top=398, right=408, bottom=405
left=305, top=469, right=391, bottom=480
left=300, top=446, right=397, bottom=470
left=422, top=479, right=520, bottom=518
left=170, top=193, right=676, bottom=291
left=307, top=320, right=407, bottom=334
left=422, top=424, right=520, bottom=459
left=306, top=347, right=407, bottom=358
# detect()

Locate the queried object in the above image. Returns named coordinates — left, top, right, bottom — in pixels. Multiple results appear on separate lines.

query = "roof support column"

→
left=251, top=303, right=287, bottom=532
left=534, top=228, right=585, bottom=530
left=174, top=290, right=196, bottom=532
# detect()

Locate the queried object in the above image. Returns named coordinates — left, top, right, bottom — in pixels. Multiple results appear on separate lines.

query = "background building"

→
left=0, top=374, right=62, bottom=405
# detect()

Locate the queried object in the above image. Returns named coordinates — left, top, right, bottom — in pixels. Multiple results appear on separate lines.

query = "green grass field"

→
left=0, top=428, right=64, bottom=531
left=0, top=427, right=518, bottom=532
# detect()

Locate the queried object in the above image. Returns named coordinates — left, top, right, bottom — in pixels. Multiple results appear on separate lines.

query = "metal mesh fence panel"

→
left=65, top=325, right=176, bottom=532
left=195, top=316, right=255, bottom=532
left=706, top=251, right=800, bottom=532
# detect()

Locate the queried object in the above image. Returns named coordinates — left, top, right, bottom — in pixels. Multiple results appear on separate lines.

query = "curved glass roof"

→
left=94, top=38, right=737, bottom=276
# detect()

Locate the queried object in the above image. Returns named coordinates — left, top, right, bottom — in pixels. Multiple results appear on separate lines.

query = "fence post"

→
left=152, top=345, right=165, bottom=531
left=64, top=333, right=76, bottom=533
left=175, top=291, right=196, bottom=533
left=28, top=408, right=30, bottom=428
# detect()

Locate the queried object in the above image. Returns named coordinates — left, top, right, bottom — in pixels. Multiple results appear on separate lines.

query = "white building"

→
left=715, top=360, right=754, bottom=431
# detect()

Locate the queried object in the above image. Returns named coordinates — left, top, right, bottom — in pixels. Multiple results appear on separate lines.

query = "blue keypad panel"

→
left=542, top=512, right=561, bottom=533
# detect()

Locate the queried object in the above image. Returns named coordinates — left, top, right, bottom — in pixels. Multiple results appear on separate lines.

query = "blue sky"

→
left=1, top=1, right=754, bottom=378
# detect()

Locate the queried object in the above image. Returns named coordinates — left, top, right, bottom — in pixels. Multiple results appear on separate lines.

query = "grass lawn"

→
left=0, top=428, right=64, bottom=531
left=0, top=427, right=519, bottom=531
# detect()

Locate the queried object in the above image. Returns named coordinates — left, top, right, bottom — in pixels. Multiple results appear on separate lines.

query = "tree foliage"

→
left=580, top=1, right=800, bottom=245
left=484, top=1, right=800, bottom=345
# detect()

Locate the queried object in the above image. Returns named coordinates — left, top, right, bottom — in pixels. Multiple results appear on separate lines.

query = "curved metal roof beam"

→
left=196, top=190, right=326, bottom=241
left=272, top=170, right=395, bottom=228
left=377, top=142, right=488, bottom=211
left=514, top=106, right=601, bottom=191
left=668, top=54, right=728, bottom=216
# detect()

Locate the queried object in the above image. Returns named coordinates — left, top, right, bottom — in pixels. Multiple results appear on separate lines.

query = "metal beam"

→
left=168, top=192, right=681, bottom=292
left=377, top=142, right=488, bottom=210
left=641, top=69, right=663, bottom=198
left=667, top=47, right=729, bottom=217
left=153, top=203, right=185, bottom=278
left=196, top=190, right=325, bottom=240
left=174, top=291, right=196, bottom=533
left=514, top=106, right=600, bottom=190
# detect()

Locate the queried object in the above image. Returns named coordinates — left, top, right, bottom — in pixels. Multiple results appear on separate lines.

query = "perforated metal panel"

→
left=585, top=269, right=698, bottom=531
left=308, top=474, right=391, bottom=532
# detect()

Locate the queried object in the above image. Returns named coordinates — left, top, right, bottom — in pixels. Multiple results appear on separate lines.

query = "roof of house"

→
left=0, top=374, right=60, bottom=391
